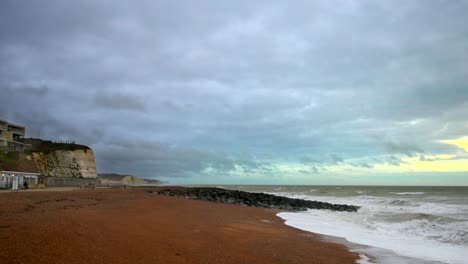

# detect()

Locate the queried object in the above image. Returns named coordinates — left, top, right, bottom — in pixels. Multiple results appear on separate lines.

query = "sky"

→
left=1, top=0, right=468, bottom=185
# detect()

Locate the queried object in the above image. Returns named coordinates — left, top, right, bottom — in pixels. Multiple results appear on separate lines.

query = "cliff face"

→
left=30, top=149, right=97, bottom=178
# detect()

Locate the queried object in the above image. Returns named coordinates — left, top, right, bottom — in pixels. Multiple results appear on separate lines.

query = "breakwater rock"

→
left=150, top=187, right=360, bottom=212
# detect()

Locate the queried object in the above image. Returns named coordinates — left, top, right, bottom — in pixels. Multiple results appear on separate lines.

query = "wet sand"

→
left=0, top=187, right=358, bottom=263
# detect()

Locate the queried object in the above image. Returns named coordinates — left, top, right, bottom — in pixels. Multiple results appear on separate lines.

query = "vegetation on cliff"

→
left=0, top=152, right=39, bottom=173
left=25, top=139, right=90, bottom=154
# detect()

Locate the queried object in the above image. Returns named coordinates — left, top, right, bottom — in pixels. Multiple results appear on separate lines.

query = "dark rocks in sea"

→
left=149, top=187, right=360, bottom=212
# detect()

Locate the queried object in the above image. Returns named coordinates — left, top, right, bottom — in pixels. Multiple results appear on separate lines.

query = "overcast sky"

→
left=1, top=0, right=468, bottom=185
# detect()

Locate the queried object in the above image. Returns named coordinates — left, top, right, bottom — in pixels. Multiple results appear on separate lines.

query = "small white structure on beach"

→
left=0, top=171, right=39, bottom=190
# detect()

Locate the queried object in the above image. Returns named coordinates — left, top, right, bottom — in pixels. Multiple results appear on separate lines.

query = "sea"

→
left=217, top=185, right=468, bottom=264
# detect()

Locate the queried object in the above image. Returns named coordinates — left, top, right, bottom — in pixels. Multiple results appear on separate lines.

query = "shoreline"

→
left=0, top=187, right=358, bottom=263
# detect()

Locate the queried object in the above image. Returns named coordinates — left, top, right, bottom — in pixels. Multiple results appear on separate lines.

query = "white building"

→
left=0, top=171, right=39, bottom=189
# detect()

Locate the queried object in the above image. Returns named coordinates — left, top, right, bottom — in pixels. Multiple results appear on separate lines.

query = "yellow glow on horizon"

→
left=432, top=154, right=457, bottom=159
left=375, top=161, right=463, bottom=172
left=274, top=150, right=468, bottom=177
left=402, top=154, right=456, bottom=163
left=440, top=137, right=468, bottom=151
left=374, top=155, right=468, bottom=172
left=403, top=160, right=467, bottom=171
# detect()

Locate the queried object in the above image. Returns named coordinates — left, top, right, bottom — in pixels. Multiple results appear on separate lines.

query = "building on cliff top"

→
left=0, top=120, right=98, bottom=185
left=0, top=120, right=40, bottom=189
left=0, top=119, right=27, bottom=152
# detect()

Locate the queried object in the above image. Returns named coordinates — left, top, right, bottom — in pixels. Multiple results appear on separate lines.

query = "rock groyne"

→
left=150, top=187, right=360, bottom=212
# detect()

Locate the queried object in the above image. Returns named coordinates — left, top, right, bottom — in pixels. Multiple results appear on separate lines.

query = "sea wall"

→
left=31, top=149, right=97, bottom=178
left=42, top=176, right=99, bottom=187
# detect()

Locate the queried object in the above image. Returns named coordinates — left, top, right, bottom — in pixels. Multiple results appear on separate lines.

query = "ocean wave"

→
left=383, top=218, right=468, bottom=245
left=246, top=186, right=468, bottom=263
left=391, top=192, right=425, bottom=195
left=278, top=209, right=468, bottom=264
left=386, top=199, right=410, bottom=206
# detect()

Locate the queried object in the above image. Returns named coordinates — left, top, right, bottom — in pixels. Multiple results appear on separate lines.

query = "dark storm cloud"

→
left=330, top=154, right=344, bottom=164
left=0, top=86, right=105, bottom=144
left=382, top=141, right=424, bottom=157
left=386, top=156, right=408, bottom=166
left=419, top=155, right=437, bottom=162
left=95, top=138, right=274, bottom=178
left=350, top=162, right=373, bottom=169
left=298, top=154, right=351, bottom=173
left=95, top=92, right=146, bottom=112
left=1, top=0, right=468, bottom=183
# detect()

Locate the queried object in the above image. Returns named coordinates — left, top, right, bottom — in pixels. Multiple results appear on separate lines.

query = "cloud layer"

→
left=1, top=1, right=468, bottom=184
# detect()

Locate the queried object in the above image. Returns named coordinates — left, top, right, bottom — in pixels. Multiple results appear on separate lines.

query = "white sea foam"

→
left=278, top=210, right=468, bottom=264
left=391, top=192, right=425, bottom=195
left=277, top=193, right=468, bottom=264
left=354, top=252, right=373, bottom=264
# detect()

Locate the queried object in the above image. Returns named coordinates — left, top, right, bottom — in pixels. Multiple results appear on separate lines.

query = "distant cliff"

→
left=98, top=173, right=161, bottom=185
left=26, top=139, right=97, bottom=178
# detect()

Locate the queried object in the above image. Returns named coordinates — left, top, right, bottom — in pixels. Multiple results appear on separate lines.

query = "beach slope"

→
left=0, top=188, right=357, bottom=263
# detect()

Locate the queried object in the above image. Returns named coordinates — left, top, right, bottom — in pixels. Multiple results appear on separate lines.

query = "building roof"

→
left=0, top=119, right=25, bottom=129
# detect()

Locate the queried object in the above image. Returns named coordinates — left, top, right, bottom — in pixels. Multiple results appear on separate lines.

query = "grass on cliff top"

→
left=27, top=142, right=90, bottom=154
